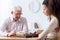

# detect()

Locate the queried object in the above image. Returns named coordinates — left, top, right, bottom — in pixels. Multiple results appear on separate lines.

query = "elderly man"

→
left=0, top=6, right=28, bottom=37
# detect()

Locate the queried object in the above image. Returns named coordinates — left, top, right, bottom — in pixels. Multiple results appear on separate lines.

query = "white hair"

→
left=12, top=6, right=22, bottom=11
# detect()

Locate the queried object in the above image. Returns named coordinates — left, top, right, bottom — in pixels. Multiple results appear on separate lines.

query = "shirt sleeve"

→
left=22, top=18, right=28, bottom=33
left=0, top=31, right=8, bottom=36
left=0, top=19, right=9, bottom=36
left=39, top=18, right=58, bottom=39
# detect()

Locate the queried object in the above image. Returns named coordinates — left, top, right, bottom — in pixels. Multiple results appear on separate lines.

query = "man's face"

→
left=12, top=10, right=22, bottom=21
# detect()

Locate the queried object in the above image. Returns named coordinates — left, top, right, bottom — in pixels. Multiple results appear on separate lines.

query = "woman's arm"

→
left=39, top=18, right=58, bottom=39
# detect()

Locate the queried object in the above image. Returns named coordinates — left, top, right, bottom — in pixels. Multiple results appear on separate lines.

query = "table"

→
left=0, top=30, right=43, bottom=40
left=0, top=37, right=40, bottom=40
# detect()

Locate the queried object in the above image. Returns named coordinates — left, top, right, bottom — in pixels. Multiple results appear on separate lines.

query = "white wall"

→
left=0, top=0, right=12, bottom=26
left=0, top=0, right=50, bottom=32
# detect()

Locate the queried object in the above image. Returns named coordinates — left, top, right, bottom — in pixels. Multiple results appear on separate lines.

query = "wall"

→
left=0, top=0, right=50, bottom=32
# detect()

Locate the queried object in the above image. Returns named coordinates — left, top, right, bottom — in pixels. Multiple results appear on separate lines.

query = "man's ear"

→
left=11, top=11, right=13, bottom=14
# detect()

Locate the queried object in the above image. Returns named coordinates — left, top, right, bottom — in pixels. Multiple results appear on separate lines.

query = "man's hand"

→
left=8, top=30, right=16, bottom=37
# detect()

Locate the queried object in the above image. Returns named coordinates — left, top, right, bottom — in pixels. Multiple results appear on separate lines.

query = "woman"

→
left=39, top=0, right=60, bottom=40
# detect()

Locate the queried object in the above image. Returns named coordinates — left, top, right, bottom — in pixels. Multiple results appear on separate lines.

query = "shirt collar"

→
left=10, top=16, right=21, bottom=22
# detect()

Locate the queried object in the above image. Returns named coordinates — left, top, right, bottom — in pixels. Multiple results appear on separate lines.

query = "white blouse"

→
left=39, top=17, right=58, bottom=39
